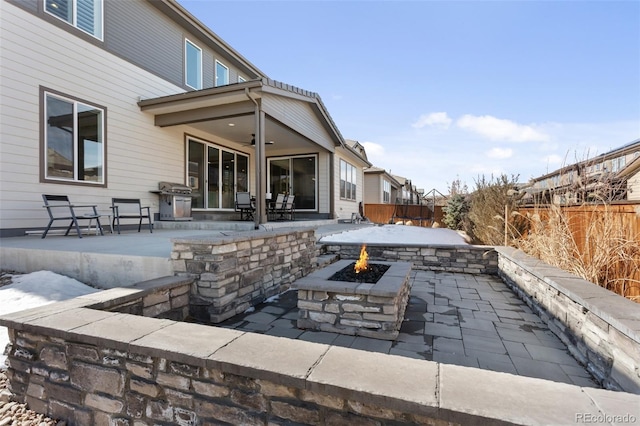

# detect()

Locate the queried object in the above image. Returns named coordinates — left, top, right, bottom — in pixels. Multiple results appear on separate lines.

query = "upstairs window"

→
left=45, top=0, right=103, bottom=39
left=215, top=61, right=229, bottom=87
left=340, top=160, right=357, bottom=201
left=238, top=76, right=246, bottom=83
left=43, top=90, right=105, bottom=184
left=185, top=39, right=202, bottom=89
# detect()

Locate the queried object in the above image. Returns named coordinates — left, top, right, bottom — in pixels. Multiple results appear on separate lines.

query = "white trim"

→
left=215, top=60, right=229, bottom=87
left=43, top=90, right=105, bottom=185
left=267, top=154, right=318, bottom=211
left=43, top=0, right=104, bottom=40
left=185, top=38, right=202, bottom=90
left=186, top=135, right=250, bottom=211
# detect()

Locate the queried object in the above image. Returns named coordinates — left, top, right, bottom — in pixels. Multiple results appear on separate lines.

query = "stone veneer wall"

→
left=324, top=243, right=498, bottom=274
left=171, top=227, right=317, bottom=323
left=3, top=298, right=638, bottom=426
left=496, top=247, right=640, bottom=394
left=2, top=250, right=640, bottom=424
left=295, top=260, right=413, bottom=340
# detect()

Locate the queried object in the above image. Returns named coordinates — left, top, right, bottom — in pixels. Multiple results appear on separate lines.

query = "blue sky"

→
left=178, top=0, right=640, bottom=194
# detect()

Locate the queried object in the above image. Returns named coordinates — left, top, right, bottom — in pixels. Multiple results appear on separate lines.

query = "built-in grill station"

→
left=157, top=181, right=193, bottom=221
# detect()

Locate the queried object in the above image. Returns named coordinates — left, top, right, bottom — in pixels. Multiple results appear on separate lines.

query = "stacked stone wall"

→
left=324, top=244, right=497, bottom=274
left=171, top=228, right=318, bottom=323
left=4, top=330, right=450, bottom=425
left=96, top=279, right=191, bottom=321
left=295, top=261, right=413, bottom=340
left=496, top=247, right=640, bottom=394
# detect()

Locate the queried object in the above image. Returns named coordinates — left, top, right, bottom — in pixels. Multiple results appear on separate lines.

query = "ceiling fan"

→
left=242, top=134, right=275, bottom=146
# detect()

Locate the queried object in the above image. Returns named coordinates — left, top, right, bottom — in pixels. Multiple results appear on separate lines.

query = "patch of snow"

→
left=320, top=225, right=469, bottom=245
left=265, top=294, right=280, bottom=303
left=243, top=306, right=256, bottom=313
left=0, top=270, right=98, bottom=369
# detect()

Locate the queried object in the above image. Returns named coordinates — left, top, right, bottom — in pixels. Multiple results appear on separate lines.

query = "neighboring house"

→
left=363, top=167, right=402, bottom=204
left=0, top=0, right=366, bottom=236
left=523, top=139, right=640, bottom=205
left=391, top=174, right=422, bottom=205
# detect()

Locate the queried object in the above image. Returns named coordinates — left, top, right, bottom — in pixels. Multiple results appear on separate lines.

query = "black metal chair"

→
left=110, top=198, right=153, bottom=234
left=41, top=194, right=103, bottom=239
left=235, top=192, right=255, bottom=221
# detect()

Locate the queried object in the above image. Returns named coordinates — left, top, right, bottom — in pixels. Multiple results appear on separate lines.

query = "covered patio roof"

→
left=138, top=78, right=345, bottom=153
left=138, top=78, right=348, bottom=227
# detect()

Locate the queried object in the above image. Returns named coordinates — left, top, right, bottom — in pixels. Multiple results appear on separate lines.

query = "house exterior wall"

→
left=628, top=170, right=640, bottom=202
left=333, top=150, right=364, bottom=220
left=0, top=0, right=342, bottom=234
left=364, top=174, right=382, bottom=204
left=0, top=0, right=197, bottom=231
left=7, top=0, right=255, bottom=90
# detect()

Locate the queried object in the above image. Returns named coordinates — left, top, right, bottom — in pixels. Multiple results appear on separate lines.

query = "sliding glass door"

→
left=188, top=138, right=249, bottom=209
left=268, top=155, right=317, bottom=210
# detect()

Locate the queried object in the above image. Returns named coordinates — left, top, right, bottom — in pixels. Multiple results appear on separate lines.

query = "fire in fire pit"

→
left=328, top=245, right=390, bottom=283
left=354, top=244, right=368, bottom=273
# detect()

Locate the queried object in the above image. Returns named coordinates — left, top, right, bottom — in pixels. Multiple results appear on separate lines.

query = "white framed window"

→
left=42, top=89, right=105, bottom=185
left=238, top=76, right=246, bottom=83
left=215, top=61, right=229, bottom=87
left=383, top=179, right=391, bottom=203
left=188, top=137, right=249, bottom=210
left=340, top=159, right=357, bottom=201
left=44, top=0, right=103, bottom=40
left=185, top=39, right=202, bottom=89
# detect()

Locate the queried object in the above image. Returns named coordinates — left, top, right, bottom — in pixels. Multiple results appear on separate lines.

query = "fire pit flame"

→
left=354, top=245, right=368, bottom=274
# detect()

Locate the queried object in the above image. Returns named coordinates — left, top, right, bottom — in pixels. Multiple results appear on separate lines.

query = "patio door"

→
left=188, top=138, right=248, bottom=210
left=268, top=155, right=317, bottom=211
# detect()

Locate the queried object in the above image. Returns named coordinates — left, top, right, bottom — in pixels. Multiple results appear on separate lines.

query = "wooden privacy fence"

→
left=364, top=204, right=444, bottom=227
left=518, top=203, right=640, bottom=246
left=518, top=203, right=640, bottom=300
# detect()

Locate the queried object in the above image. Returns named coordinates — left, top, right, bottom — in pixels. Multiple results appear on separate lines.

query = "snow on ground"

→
left=320, top=224, right=470, bottom=245
left=0, top=271, right=98, bottom=369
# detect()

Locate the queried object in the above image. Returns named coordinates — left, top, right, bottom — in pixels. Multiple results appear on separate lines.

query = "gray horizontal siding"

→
left=9, top=0, right=256, bottom=91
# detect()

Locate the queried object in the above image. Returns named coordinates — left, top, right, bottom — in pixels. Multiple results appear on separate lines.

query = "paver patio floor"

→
left=219, top=269, right=601, bottom=388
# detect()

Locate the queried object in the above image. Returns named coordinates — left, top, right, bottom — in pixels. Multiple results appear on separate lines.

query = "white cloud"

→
left=487, top=147, right=513, bottom=159
left=412, top=112, right=452, bottom=129
left=361, top=141, right=386, bottom=160
left=456, top=114, right=550, bottom=142
left=542, top=154, right=563, bottom=165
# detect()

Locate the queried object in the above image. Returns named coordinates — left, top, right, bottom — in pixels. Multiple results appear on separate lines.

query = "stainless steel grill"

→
left=157, top=182, right=193, bottom=221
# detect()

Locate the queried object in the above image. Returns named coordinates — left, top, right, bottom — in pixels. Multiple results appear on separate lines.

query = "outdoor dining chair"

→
left=235, top=192, right=255, bottom=221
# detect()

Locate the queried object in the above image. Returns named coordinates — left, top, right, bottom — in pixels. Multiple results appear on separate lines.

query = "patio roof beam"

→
left=154, top=103, right=254, bottom=127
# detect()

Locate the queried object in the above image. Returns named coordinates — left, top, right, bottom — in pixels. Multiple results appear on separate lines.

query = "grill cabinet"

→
left=158, top=182, right=193, bottom=221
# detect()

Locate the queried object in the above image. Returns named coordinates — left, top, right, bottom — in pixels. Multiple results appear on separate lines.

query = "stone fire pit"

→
left=293, top=259, right=412, bottom=340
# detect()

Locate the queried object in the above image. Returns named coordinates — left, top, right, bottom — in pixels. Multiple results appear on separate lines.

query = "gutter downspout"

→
left=246, top=88, right=265, bottom=229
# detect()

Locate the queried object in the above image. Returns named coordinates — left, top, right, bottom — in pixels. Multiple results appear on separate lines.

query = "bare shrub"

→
left=467, top=174, right=528, bottom=245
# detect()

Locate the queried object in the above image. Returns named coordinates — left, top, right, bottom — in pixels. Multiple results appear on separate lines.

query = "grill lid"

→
left=159, top=181, right=192, bottom=194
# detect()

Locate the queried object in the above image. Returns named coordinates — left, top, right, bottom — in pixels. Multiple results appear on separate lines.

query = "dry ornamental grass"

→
left=516, top=202, right=640, bottom=302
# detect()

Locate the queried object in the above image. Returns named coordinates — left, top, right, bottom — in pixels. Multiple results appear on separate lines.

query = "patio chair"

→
left=268, top=193, right=286, bottom=221
left=275, top=194, right=295, bottom=221
left=111, top=198, right=153, bottom=234
left=41, top=194, right=104, bottom=239
left=235, top=192, right=255, bottom=221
